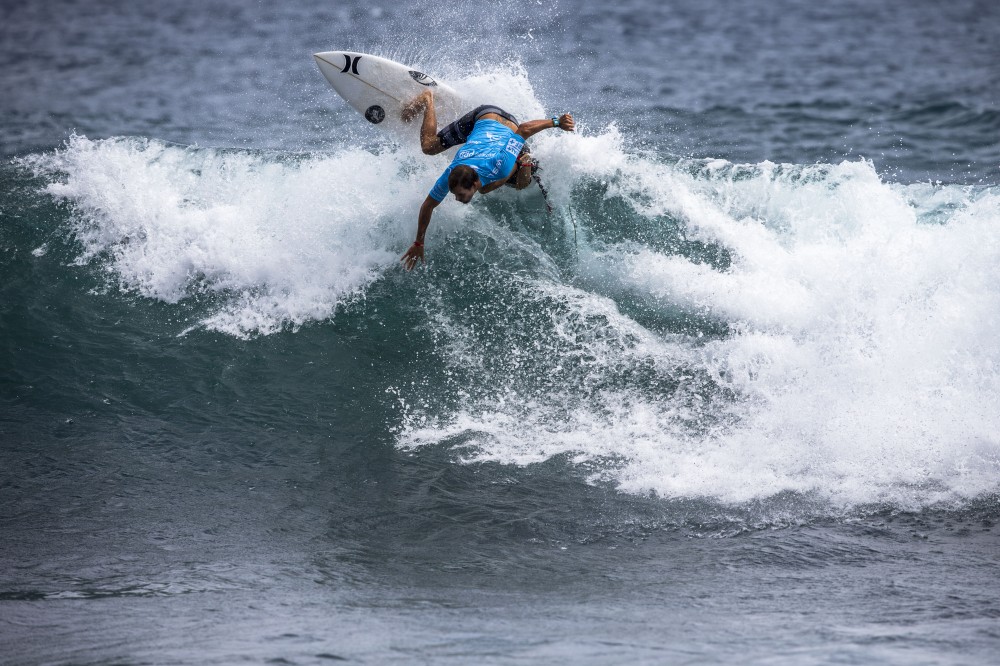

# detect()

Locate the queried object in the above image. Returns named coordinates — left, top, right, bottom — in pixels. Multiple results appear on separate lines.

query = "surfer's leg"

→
left=402, top=91, right=446, bottom=155
left=401, top=90, right=431, bottom=122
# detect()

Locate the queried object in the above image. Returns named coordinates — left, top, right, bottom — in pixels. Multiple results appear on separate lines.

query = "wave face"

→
left=19, top=106, right=1000, bottom=509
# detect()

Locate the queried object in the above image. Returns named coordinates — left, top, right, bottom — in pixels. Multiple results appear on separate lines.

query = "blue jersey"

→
left=428, top=120, right=525, bottom=202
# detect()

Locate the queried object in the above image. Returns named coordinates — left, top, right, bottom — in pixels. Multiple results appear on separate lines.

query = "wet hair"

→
left=448, top=165, right=479, bottom=191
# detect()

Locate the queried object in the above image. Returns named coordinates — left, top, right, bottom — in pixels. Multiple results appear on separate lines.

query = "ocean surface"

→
left=2, top=0, right=999, bottom=663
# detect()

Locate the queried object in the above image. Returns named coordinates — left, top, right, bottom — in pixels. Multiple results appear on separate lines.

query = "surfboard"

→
left=313, top=51, right=466, bottom=142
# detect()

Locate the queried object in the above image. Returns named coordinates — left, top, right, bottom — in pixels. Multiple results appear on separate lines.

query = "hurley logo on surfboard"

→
left=340, top=54, right=361, bottom=75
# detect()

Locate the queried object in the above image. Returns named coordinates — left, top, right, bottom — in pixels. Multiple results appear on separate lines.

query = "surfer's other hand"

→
left=558, top=113, right=575, bottom=132
left=401, top=242, right=425, bottom=271
left=402, top=90, right=433, bottom=122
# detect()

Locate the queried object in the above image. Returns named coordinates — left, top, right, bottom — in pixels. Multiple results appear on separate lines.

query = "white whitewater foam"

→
left=27, top=134, right=478, bottom=337
left=609, top=159, right=1000, bottom=506
left=399, top=134, right=1000, bottom=509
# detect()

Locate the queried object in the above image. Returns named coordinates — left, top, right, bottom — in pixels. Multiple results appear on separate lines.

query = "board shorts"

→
left=437, top=105, right=520, bottom=149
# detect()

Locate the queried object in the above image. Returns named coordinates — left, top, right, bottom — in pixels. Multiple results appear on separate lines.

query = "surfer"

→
left=399, top=89, right=575, bottom=270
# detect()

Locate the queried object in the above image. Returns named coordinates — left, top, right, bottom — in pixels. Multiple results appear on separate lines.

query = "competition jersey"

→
left=428, top=120, right=525, bottom=202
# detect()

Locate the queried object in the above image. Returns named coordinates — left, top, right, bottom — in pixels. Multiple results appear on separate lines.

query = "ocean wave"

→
left=20, top=115, right=1000, bottom=509
left=890, top=100, right=1000, bottom=132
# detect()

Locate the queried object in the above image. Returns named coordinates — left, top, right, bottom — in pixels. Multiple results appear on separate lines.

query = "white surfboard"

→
left=313, top=51, right=467, bottom=142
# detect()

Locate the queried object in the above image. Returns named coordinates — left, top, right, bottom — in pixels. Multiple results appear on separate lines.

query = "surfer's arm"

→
left=516, top=113, right=575, bottom=140
left=479, top=179, right=508, bottom=195
left=401, top=196, right=439, bottom=271
left=486, top=156, right=534, bottom=194
left=513, top=158, right=534, bottom=190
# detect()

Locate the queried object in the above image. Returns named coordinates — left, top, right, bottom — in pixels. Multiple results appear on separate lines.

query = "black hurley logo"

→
left=341, top=54, right=361, bottom=75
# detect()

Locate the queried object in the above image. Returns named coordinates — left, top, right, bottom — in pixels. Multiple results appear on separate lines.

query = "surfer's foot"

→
left=401, top=90, right=432, bottom=122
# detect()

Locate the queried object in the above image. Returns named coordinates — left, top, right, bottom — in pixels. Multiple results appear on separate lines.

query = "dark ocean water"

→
left=2, top=0, right=999, bottom=663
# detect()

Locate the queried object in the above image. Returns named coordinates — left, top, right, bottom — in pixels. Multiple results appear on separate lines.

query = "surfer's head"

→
left=448, top=165, right=480, bottom=204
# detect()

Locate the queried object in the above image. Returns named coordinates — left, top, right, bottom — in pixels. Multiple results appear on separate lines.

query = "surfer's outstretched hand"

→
left=401, top=242, right=425, bottom=271
left=402, top=90, right=433, bottom=123
left=557, top=113, right=575, bottom=132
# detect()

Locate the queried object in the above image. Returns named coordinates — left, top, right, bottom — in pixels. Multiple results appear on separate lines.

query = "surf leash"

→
left=533, top=171, right=553, bottom=214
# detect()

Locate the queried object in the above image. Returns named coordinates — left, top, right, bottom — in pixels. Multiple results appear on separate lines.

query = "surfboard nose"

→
left=313, top=51, right=349, bottom=84
left=313, top=51, right=345, bottom=64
